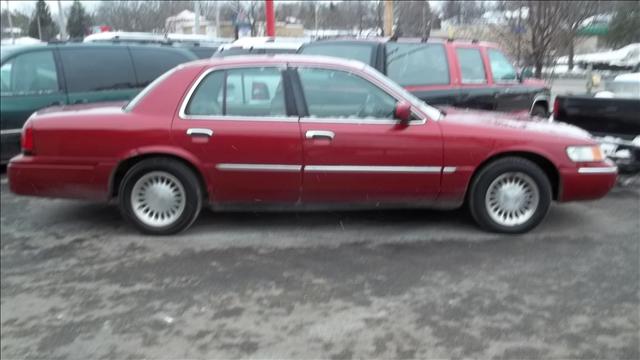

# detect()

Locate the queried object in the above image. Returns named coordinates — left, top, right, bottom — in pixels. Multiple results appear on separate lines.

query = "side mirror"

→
left=394, top=101, right=412, bottom=125
left=519, top=67, right=533, bottom=82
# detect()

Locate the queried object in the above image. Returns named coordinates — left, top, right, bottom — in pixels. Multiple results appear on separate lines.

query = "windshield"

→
left=123, top=67, right=177, bottom=112
left=300, top=43, right=375, bottom=65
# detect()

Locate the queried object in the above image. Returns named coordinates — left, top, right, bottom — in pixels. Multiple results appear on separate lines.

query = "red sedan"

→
left=8, top=55, right=617, bottom=235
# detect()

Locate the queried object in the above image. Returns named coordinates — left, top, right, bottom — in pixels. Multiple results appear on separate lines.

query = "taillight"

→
left=552, top=98, right=560, bottom=119
left=21, top=123, right=34, bottom=155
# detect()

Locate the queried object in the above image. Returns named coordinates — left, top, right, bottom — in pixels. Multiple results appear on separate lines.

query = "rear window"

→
left=60, top=47, right=136, bottom=92
left=130, top=48, right=193, bottom=87
left=385, top=43, right=449, bottom=86
left=456, top=48, right=487, bottom=84
left=300, top=43, right=374, bottom=65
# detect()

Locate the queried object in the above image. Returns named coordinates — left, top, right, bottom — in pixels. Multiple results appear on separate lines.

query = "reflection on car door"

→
left=173, top=66, right=303, bottom=203
left=294, top=66, right=443, bottom=204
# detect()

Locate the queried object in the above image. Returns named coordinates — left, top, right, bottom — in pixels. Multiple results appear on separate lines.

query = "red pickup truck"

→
left=299, top=38, right=550, bottom=117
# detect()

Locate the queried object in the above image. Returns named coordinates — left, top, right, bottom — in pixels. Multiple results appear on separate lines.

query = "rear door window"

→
left=386, top=43, right=449, bottom=86
left=130, top=48, right=193, bottom=87
left=60, top=47, right=136, bottom=92
left=0, top=50, right=60, bottom=96
left=300, top=43, right=375, bottom=65
left=456, top=48, right=487, bottom=84
left=185, top=67, right=286, bottom=117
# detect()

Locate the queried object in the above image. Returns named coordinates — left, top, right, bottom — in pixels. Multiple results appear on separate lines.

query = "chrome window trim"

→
left=299, top=117, right=425, bottom=125
left=216, top=163, right=302, bottom=172
left=304, top=165, right=442, bottom=173
left=577, top=166, right=618, bottom=174
left=178, top=65, right=297, bottom=122
left=0, top=129, right=23, bottom=135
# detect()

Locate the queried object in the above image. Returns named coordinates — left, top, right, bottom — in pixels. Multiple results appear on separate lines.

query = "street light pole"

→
left=57, top=0, right=66, bottom=40
left=6, top=0, right=15, bottom=44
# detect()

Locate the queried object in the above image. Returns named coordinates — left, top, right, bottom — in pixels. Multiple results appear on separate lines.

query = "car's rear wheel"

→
left=119, top=158, right=202, bottom=235
left=469, top=157, right=552, bottom=233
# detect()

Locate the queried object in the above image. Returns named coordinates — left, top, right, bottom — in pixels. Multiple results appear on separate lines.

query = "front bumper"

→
left=559, top=161, right=618, bottom=202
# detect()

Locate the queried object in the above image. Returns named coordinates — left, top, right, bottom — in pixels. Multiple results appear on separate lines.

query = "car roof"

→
left=1, top=42, right=198, bottom=61
left=307, top=37, right=499, bottom=47
left=183, top=54, right=367, bottom=70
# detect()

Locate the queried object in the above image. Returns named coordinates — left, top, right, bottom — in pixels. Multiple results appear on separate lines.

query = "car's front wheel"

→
left=469, top=157, right=552, bottom=233
left=119, top=158, right=202, bottom=235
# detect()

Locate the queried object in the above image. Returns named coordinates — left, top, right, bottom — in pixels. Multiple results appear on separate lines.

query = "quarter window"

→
left=60, top=48, right=136, bottom=93
left=386, top=43, right=449, bottom=86
left=185, top=67, right=286, bottom=117
left=0, top=51, right=59, bottom=96
left=488, top=49, right=518, bottom=82
left=456, top=48, right=487, bottom=84
left=297, top=68, right=397, bottom=120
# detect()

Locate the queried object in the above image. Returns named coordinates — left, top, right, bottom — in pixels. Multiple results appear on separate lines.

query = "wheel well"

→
left=110, top=154, right=208, bottom=199
left=469, top=152, right=560, bottom=200
left=532, top=100, right=549, bottom=112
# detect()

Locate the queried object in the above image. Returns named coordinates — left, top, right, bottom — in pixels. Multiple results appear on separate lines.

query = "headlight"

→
left=566, top=145, right=604, bottom=162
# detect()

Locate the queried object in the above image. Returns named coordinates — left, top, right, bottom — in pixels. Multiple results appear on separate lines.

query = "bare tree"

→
left=561, top=1, right=599, bottom=70
left=526, top=1, right=569, bottom=78
left=394, top=1, right=432, bottom=37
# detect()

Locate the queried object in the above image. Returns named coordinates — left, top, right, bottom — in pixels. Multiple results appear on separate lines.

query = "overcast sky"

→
left=1, top=0, right=445, bottom=16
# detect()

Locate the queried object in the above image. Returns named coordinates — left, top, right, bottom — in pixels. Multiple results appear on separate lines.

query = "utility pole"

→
left=57, top=0, right=65, bottom=40
left=6, top=0, right=15, bottom=44
left=194, top=0, right=200, bottom=35
left=384, top=0, right=393, bottom=36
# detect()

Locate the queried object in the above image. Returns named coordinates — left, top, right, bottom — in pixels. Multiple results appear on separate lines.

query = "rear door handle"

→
left=186, top=128, right=213, bottom=137
left=305, top=130, right=335, bottom=140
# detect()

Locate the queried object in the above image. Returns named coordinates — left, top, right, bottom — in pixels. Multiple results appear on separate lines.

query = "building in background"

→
left=166, top=10, right=217, bottom=37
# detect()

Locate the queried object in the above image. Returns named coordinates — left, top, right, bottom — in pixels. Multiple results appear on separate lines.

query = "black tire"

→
left=118, top=158, right=202, bottom=235
left=468, top=157, right=552, bottom=234
left=530, top=103, right=548, bottom=118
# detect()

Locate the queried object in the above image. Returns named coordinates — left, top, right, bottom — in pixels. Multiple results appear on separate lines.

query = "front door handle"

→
left=186, top=128, right=213, bottom=137
left=305, top=130, right=335, bottom=140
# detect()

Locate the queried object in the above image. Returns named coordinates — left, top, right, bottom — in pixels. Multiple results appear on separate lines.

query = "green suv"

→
left=0, top=43, right=198, bottom=163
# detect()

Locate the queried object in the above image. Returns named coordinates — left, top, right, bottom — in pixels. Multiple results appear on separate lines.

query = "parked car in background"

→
left=214, top=37, right=304, bottom=57
left=83, top=31, right=224, bottom=59
left=0, top=43, right=198, bottom=163
left=299, top=38, right=550, bottom=117
left=553, top=72, right=640, bottom=173
left=8, top=55, right=616, bottom=235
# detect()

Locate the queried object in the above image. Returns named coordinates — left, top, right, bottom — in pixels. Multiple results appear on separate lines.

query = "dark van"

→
left=0, top=43, right=197, bottom=163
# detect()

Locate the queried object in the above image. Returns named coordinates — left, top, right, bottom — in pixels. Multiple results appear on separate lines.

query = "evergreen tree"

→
left=66, top=0, right=91, bottom=39
left=28, top=0, right=58, bottom=41
left=606, top=1, right=640, bottom=48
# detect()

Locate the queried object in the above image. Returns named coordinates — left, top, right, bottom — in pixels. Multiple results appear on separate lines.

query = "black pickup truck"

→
left=552, top=73, right=640, bottom=173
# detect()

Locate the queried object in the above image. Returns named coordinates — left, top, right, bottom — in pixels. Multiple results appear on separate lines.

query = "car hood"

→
left=34, top=101, right=129, bottom=117
left=440, top=107, right=592, bottom=140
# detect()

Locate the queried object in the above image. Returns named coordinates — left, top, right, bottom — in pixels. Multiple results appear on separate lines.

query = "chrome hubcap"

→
left=131, top=171, right=186, bottom=228
left=485, top=172, right=540, bottom=227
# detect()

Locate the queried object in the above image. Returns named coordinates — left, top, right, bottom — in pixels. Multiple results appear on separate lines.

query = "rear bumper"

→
left=8, top=155, right=113, bottom=201
left=559, top=161, right=618, bottom=202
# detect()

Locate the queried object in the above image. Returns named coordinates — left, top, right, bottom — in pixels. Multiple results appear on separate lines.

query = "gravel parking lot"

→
left=1, top=171, right=638, bottom=359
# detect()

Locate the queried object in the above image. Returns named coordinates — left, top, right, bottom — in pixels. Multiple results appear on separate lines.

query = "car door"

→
left=172, top=65, right=302, bottom=203
left=293, top=66, right=443, bottom=204
left=0, top=49, right=67, bottom=162
left=454, top=46, right=495, bottom=110
left=486, top=48, right=532, bottom=112
left=58, top=47, right=139, bottom=105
